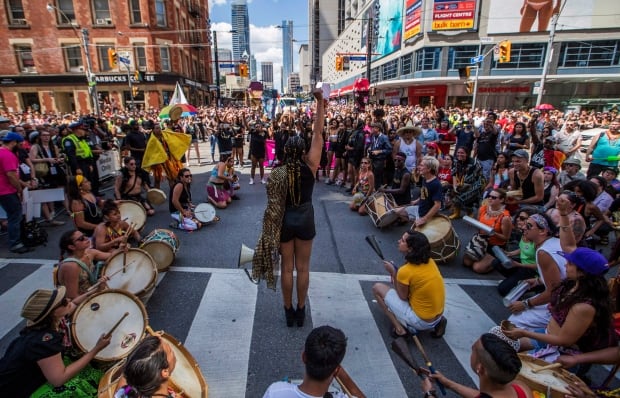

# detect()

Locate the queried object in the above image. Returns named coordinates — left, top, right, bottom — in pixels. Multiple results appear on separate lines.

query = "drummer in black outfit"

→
left=169, top=168, right=201, bottom=231
left=381, top=152, right=412, bottom=206
left=249, top=122, right=268, bottom=184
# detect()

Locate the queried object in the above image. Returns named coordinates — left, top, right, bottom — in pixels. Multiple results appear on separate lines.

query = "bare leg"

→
left=472, top=254, right=496, bottom=274
left=537, top=3, right=554, bottom=31
left=280, top=240, right=295, bottom=308
left=259, top=160, right=265, bottom=179
left=519, top=5, right=538, bottom=32
left=293, top=238, right=313, bottom=308
left=250, top=156, right=257, bottom=179
left=372, top=283, right=407, bottom=335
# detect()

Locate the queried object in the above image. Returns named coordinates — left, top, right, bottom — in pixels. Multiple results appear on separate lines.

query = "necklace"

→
left=485, top=205, right=505, bottom=218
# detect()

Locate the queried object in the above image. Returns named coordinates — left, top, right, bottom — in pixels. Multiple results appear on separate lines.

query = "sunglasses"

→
left=518, top=216, right=528, bottom=221
left=361, top=161, right=370, bottom=164
left=488, top=195, right=500, bottom=200
left=183, top=174, right=192, bottom=178
left=74, top=234, right=88, bottom=242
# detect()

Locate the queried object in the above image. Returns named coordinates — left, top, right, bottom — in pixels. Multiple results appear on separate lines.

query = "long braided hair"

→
left=284, top=135, right=306, bottom=207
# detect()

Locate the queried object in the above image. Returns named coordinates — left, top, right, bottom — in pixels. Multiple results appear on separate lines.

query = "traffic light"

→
left=239, top=63, right=248, bottom=77
left=107, top=48, right=118, bottom=69
left=458, top=66, right=471, bottom=79
left=132, top=86, right=139, bottom=97
left=335, top=55, right=343, bottom=72
left=465, top=81, right=474, bottom=95
left=134, top=70, right=142, bottom=82
left=498, top=40, right=511, bottom=63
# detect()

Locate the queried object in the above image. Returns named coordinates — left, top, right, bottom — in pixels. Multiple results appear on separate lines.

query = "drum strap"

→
left=61, top=257, right=97, bottom=285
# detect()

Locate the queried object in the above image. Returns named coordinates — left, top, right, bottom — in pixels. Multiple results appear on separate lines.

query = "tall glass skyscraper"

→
left=281, top=20, right=294, bottom=94
left=231, top=0, right=250, bottom=62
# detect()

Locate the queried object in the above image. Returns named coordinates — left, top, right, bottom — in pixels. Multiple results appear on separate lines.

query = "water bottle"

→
left=492, top=246, right=512, bottom=268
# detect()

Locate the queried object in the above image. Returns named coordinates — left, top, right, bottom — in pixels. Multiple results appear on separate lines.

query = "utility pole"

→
left=471, top=42, right=482, bottom=110
left=81, top=28, right=100, bottom=116
left=366, top=16, right=373, bottom=81
left=213, top=30, right=221, bottom=108
left=536, top=13, right=559, bottom=106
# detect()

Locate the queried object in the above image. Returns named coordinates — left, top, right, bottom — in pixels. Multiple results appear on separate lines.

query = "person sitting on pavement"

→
left=558, top=158, right=586, bottom=187
left=380, top=151, right=411, bottom=207
left=349, top=157, right=375, bottom=215
left=372, top=230, right=447, bottom=338
left=449, top=146, right=483, bottom=219
left=169, top=168, right=202, bottom=231
left=207, top=154, right=235, bottom=209
left=262, top=325, right=366, bottom=398
left=93, top=200, right=141, bottom=252
left=0, top=287, right=111, bottom=397
left=507, top=149, right=545, bottom=210
left=463, top=189, right=512, bottom=274
left=394, top=156, right=443, bottom=227
left=506, top=213, right=567, bottom=331
left=67, top=175, right=103, bottom=237
left=422, top=333, right=533, bottom=398
left=114, top=156, right=155, bottom=216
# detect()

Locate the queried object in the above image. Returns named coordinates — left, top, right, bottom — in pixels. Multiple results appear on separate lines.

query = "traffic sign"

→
left=480, top=37, right=494, bottom=43
left=470, top=55, right=484, bottom=64
left=219, top=63, right=235, bottom=68
left=119, top=56, right=130, bottom=65
left=349, top=55, right=367, bottom=61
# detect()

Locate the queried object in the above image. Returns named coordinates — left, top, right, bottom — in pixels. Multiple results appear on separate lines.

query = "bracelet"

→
left=522, top=299, right=530, bottom=310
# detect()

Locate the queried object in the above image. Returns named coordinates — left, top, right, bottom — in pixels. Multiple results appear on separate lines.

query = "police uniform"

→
left=62, top=121, right=99, bottom=195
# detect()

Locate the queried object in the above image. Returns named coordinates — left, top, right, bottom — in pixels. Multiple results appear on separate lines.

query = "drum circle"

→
left=365, top=192, right=399, bottom=228
left=101, top=248, right=158, bottom=303
left=118, top=200, right=147, bottom=231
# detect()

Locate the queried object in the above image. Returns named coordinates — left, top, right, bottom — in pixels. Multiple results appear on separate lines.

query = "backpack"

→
left=21, top=217, right=48, bottom=247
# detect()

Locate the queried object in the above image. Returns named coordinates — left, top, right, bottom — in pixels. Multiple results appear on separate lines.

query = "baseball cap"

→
left=563, top=158, right=581, bottom=168
left=1, top=132, right=24, bottom=142
left=511, top=149, right=529, bottom=160
left=558, top=248, right=608, bottom=276
left=68, top=120, right=89, bottom=130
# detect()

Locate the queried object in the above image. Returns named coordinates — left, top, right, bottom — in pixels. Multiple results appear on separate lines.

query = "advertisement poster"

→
left=487, top=0, right=617, bottom=34
left=374, top=0, right=403, bottom=59
left=431, top=0, right=477, bottom=31
left=404, top=0, right=423, bottom=43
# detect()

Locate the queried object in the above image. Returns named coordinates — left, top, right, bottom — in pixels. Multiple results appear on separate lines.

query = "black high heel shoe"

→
left=284, top=306, right=296, bottom=327
left=295, top=305, right=306, bottom=327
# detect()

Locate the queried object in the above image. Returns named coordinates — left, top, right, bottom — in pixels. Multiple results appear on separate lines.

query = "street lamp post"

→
left=365, top=17, right=373, bottom=81
left=211, top=29, right=236, bottom=108
left=46, top=3, right=100, bottom=115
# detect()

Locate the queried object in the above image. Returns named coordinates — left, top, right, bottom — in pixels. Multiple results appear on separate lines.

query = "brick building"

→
left=0, top=0, right=213, bottom=114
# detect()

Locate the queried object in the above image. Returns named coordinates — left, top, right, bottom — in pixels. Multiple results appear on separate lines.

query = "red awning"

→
left=329, top=83, right=355, bottom=98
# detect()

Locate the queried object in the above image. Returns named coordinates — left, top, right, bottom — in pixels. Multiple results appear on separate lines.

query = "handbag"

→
left=465, top=233, right=488, bottom=261
left=34, top=162, right=49, bottom=178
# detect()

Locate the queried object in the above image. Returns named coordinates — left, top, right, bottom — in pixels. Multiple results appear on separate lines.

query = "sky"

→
left=208, top=0, right=309, bottom=91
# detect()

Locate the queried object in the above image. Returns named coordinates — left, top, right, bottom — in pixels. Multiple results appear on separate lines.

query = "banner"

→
left=487, top=0, right=616, bottom=34
left=374, top=0, right=404, bottom=59
left=431, top=0, right=477, bottom=31
left=404, top=0, right=423, bottom=43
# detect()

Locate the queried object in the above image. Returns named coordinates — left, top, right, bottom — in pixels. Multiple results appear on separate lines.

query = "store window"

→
left=129, top=0, right=141, bottom=24
left=415, top=47, right=441, bottom=71
left=15, top=45, right=35, bottom=73
left=155, top=0, right=167, bottom=27
left=448, top=46, right=478, bottom=70
left=493, top=43, right=546, bottom=69
left=382, top=59, right=398, bottom=80
left=160, top=47, right=171, bottom=72
left=559, top=40, right=620, bottom=68
left=401, top=53, right=413, bottom=75
left=63, top=44, right=83, bottom=72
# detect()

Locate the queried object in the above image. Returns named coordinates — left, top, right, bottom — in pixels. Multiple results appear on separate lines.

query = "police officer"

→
left=62, top=120, right=100, bottom=196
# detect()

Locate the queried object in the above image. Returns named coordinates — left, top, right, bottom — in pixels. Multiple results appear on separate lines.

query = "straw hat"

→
left=168, top=105, right=183, bottom=121
left=396, top=126, right=421, bottom=137
left=21, top=286, right=66, bottom=326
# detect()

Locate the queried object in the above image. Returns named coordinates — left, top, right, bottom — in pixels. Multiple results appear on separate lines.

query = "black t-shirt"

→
left=391, top=167, right=412, bottom=206
left=217, top=123, right=233, bottom=154
left=419, top=177, right=442, bottom=218
left=124, top=130, right=148, bottom=162
left=169, top=182, right=192, bottom=213
left=476, top=128, right=498, bottom=161
left=249, top=129, right=267, bottom=156
left=0, top=328, right=64, bottom=396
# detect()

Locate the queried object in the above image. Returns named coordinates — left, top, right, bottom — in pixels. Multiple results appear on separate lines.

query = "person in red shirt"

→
left=436, top=120, right=454, bottom=156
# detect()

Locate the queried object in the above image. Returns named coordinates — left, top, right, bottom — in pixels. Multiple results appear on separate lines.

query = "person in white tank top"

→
left=393, top=126, right=422, bottom=173
left=507, top=213, right=566, bottom=331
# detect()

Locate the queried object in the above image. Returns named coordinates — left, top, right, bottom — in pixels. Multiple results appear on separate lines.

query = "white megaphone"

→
left=238, top=243, right=255, bottom=268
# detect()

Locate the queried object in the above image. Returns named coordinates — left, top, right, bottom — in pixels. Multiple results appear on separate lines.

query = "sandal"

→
left=391, top=327, right=410, bottom=339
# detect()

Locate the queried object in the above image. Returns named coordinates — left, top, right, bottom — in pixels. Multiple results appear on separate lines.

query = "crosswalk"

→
left=1, top=259, right=617, bottom=397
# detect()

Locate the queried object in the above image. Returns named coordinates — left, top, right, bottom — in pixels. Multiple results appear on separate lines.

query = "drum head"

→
left=147, top=188, right=167, bottom=205
left=160, top=332, right=208, bottom=398
left=419, top=215, right=452, bottom=243
left=141, top=241, right=175, bottom=272
left=98, top=360, right=125, bottom=398
left=119, top=200, right=147, bottom=230
left=72, top=290, right=146, bottom=362
left=102, top=249, right=157, bottom=296
left=377, top=210, right=399, bottom=228
left=194, top=203, right=216, bottom=223
left=517, top=354, right=592, bottom=398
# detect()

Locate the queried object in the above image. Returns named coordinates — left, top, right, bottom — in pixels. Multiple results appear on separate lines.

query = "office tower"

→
left=231, top=0, right=250, bottom=62
left=212, top=48, right=233, bottom=82
left=281, top=20, right=294, bottom=93
left=288, top=73, right=300, bottom=94
left=261, top=62, right=274, bottom=88
left=250, top=54, right=257, bottom=80
left=308, top=0, right=343, bottom=83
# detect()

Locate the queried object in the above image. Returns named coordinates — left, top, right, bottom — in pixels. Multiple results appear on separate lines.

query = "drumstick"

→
left=365, top=235, right=385, bottom=260
left=412, top=335, right=446, bottom=395
left=104, top=312, right=129, bottom=338
left=334, top=376, right=352, bottom=398
left=86, top=267, right=125, bottom=292
left=532, top=362, right=563, bottom=373
left=390, top=337, right=426, bottom=379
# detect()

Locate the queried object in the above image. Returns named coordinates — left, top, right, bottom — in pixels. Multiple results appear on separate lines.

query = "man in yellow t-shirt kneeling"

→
left=372, top=231, right=447, bottom=338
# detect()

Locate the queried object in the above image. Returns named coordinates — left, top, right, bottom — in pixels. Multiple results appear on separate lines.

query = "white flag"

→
left=169, top=82, right=188, bottom=105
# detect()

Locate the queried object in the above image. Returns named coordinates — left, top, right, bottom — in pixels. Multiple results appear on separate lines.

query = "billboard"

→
left=404, top=0, right=423, bottom=44
left=374, top=0, right=404, bottom=59
left=431, top=0, right=478, bottom=31
left=487, top=0, right=618, bottom=34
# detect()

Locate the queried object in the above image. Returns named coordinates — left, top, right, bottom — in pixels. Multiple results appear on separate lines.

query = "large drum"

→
left=119, top=200, right=147, bottom=231
left=517, top=354, right=594, bottom=398
left=147, top=188, right=167, bottom=205
left=365, top=192, right=398, bottom=228
left=194, top=203, right=219, bottom=224
left=416, top=215, right=460, bottom=263
left=72, top=290, right=147, bottom=362
left=101, top=248, right=158, bottom=303
left=140, top=229, right=180, bottom=272
left=97, top=330, right=209, bottom=398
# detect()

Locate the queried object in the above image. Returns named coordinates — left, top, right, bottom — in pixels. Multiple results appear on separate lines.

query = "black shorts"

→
left=280, top=202, right=316, bottom=242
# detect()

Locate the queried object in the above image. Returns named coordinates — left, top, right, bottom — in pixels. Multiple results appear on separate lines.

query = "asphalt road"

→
left=1, top=142, right=618, bottom=397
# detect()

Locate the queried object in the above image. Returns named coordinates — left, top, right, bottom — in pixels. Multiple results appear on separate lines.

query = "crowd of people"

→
left=1, top=95, right=620, bottom=396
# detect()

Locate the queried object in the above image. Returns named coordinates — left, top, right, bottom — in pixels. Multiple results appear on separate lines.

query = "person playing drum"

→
left=112, top=335, right=178, bottom=398
left=93, top=199, right=141, bottom=252
left=380, top=151, right=412, bottom=207
left=56, top=229, right=120, bottom=300
left=114, top=156, right=155, bottom=216
left=394, top=156, right=442, bottom=227
left=169, top=168, right=202, bottom=231
left=0, top=287, right=111, bottom=396
left=372, top=230, right=447, bottom=338
left=349, top=157, right=375, bottom=214
left=68, top=175, right=103, bottom=237
left=422, top=333, right=533, bottom=398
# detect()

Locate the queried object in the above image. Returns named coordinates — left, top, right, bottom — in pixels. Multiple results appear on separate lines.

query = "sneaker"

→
left=431, top=316, right=447, bottom=338
left=261, top=178, right=267, bottom=184
left=249, top=178, right=254, bottom=185
left=325, top=179, right=335, bottom=185
left=10, top=243, right=33, bottom=254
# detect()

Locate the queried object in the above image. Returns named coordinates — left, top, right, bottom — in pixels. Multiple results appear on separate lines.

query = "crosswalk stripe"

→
left=184, top=271, right=258, bottom=398
left=309, top=272, right=408, bottom=397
